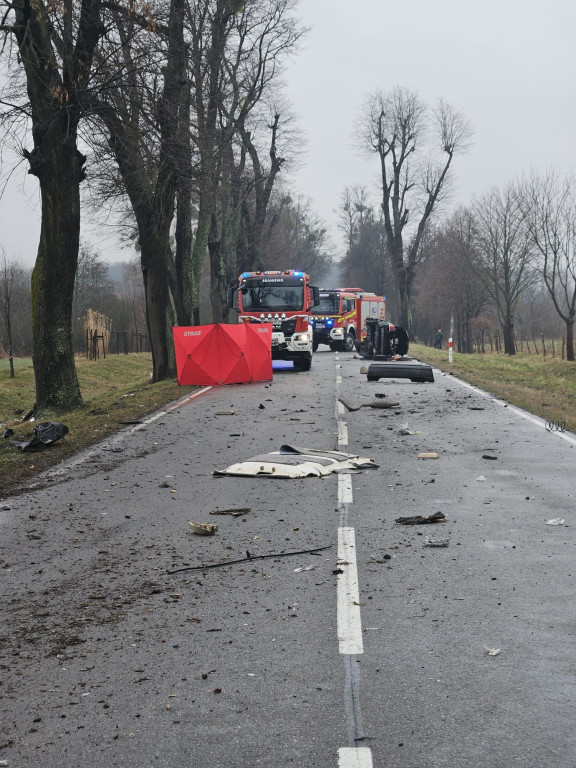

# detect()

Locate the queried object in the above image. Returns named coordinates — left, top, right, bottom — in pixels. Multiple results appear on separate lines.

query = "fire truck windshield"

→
left=241, top=284, right=304, bottom=312
left=313, top=293, right=340, bottom=315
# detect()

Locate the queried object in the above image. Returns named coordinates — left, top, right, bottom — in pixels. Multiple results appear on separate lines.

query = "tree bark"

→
left=566, top=318, right=574, bottom=362
left=12, top=0, right=103, bottom=412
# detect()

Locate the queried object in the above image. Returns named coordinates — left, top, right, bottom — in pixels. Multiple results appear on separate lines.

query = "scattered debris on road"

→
left=210, top=507, right=251, bottom=517
left=546, top=518, right=565, bottom=526
left=338, top=397, right=400, bottom=412
left=417, top=452, right=439, bottom=459
left=484, top=646, right=502, bottom=656
left=188, top=521, right=218, bottom=535
left=399, top=425, right=422, bottom=435
left=213, top=444, right=379, bottom=478
left=395, top=512, right=446, bottom=525
left=166, top=544, right=332, bottom=574
left=423, top=536, right=450, bottom=547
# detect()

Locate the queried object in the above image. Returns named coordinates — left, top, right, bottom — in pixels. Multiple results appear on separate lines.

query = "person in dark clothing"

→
left=434, top=329, right=443, bottom=349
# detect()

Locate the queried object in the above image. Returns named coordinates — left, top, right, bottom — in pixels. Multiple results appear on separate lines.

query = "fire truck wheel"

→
left=344, top=333, right=355, bottom=352
left=294, top=354, right=312, bottom=371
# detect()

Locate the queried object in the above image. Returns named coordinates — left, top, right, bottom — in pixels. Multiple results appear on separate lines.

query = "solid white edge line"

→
left=337, top=527, right=363, bottom=655
left=338, top=421, right=349, bottom=446
left=436, top=368, right=576, bottom=446
left=130, top=386, right=213, bottom=432
left=338, top=747, right=373, bottom=768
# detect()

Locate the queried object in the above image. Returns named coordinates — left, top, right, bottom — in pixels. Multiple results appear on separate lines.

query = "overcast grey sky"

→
left=2, top=0, right=575, bottom=267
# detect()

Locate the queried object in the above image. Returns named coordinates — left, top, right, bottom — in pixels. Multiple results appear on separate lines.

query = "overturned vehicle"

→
left=356, top=318, right=434, bottom=383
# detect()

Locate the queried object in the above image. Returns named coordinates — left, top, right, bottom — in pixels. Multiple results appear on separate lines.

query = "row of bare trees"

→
left=414, top=173, right=576, bottom=361
left=0, top=247, right=149, bottom=370
left=336, top=87, right=576, bottom=362
left=0, top=0, right=315, bottom=413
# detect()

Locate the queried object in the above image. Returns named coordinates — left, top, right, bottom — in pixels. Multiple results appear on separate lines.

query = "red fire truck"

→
left=228, top=270, right=319, bottom=371
left=311, top=288, right=386, bottom=351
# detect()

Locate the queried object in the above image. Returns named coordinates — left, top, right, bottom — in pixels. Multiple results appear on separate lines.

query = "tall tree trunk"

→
left=140, top=232, right=175, bottom=380
left=566, top=318, right=574, bottom=362
left=13, top=0, right=103, bottom=413
left=175, top=79, right=194, bottom=326
left=31, top=141, right=84, bottom=411
left=503, top=318, right=516, bottom=355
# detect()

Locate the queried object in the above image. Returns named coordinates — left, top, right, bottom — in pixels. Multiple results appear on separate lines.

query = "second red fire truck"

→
left=310, top=288, right=386, bottom=351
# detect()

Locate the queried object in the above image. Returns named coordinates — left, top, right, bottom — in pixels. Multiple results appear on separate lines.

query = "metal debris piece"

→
left=417, top=452, right=439, bottom=459
left=210, top=507, right=250, bottom=517
left=484, top=646, right=501, bottom=656
left=188, top=521, right=218, bottom=535
left=395, top=512, right=446, bottom=525
left=423, top=536, right=450, bottom=547
left=166, top=544, right=332, bottom=574
left=546, top=518, right=565, bottom=526
left=338, top=398, right=399, bottom=412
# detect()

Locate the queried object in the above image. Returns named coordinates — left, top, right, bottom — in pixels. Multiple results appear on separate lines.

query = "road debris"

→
left=399, top=425, right=422, bottom=435
left=395, top=512, right=446, bottom=525
left=546, top=518, right=565, bottom=526
left=484, top=646, right=502, bottom=656
left=294, top=565, right=315, bottom=572
left=417, top=452, right=439, bottom=459
left=214, top=444, right=378, bottom=478
left=482, top=454, right=498, bottom=460
left=214, top=410, right=236, bottom=416
left=210, top=507, right=250, bottom=517
left=188, top=521, right=218, bottom=535
left=338, top=398, right=400, bottom=412
left=10, top=422, right=69, bottom=451
left=166, top=544, right=332, bottom=574
left=423, top=536, right=450, bottom=547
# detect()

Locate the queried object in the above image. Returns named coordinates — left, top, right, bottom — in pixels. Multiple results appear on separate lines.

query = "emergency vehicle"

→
left=228, top=270, right=319, bottom=371
left=310, top=288, right=386, bottom=352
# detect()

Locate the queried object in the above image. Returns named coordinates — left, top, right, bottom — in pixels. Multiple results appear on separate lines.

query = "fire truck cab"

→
left=228, top=270, right=319, bottom=371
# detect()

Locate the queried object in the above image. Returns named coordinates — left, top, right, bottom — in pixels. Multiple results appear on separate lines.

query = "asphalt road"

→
left=1, top=348, right=575, bottom=767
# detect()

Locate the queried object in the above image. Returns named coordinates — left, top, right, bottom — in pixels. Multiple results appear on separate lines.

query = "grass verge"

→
left=0, top=354, right=192, bottom=499
left=410, top=343, right=576, bottom=433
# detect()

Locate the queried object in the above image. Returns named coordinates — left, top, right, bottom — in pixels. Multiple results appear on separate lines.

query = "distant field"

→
left=410, top=343, right=576, bottom=433
left=0, top=357, right=34, bottom=371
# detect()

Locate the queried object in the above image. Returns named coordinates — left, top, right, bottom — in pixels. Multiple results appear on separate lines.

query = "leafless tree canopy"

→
left=355, top=85, right=473, bottom=335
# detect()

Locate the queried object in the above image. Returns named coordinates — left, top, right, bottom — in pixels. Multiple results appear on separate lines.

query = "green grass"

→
left=411, top=343, right=576, bottom=432
left=0, top=354, right=192, bottom=498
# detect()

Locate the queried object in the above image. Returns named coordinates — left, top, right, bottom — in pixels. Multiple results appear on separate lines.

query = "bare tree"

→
left=519, top=171, right=576, bottom=360
left=0, top=250, right=28, bottom=377
left=473, top=184, right=537, bottom=354
left=335, top=185, right=371, bottom=256
left=191, top=0, right=304, bottom=323
left=261, top=191, right=333, bottom=280
left=357, top=87, right=472, bottom=336
left=415, top=208, right=490, bottom=351
left=1, top=0, right=107, bottom=411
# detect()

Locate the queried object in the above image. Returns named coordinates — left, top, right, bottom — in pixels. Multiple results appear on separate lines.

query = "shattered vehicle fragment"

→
left=213, top=444, right=379, bottom=478
left=355, top=318, right=434, bottom=382
left=10, top=422, right=69, bottom=452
